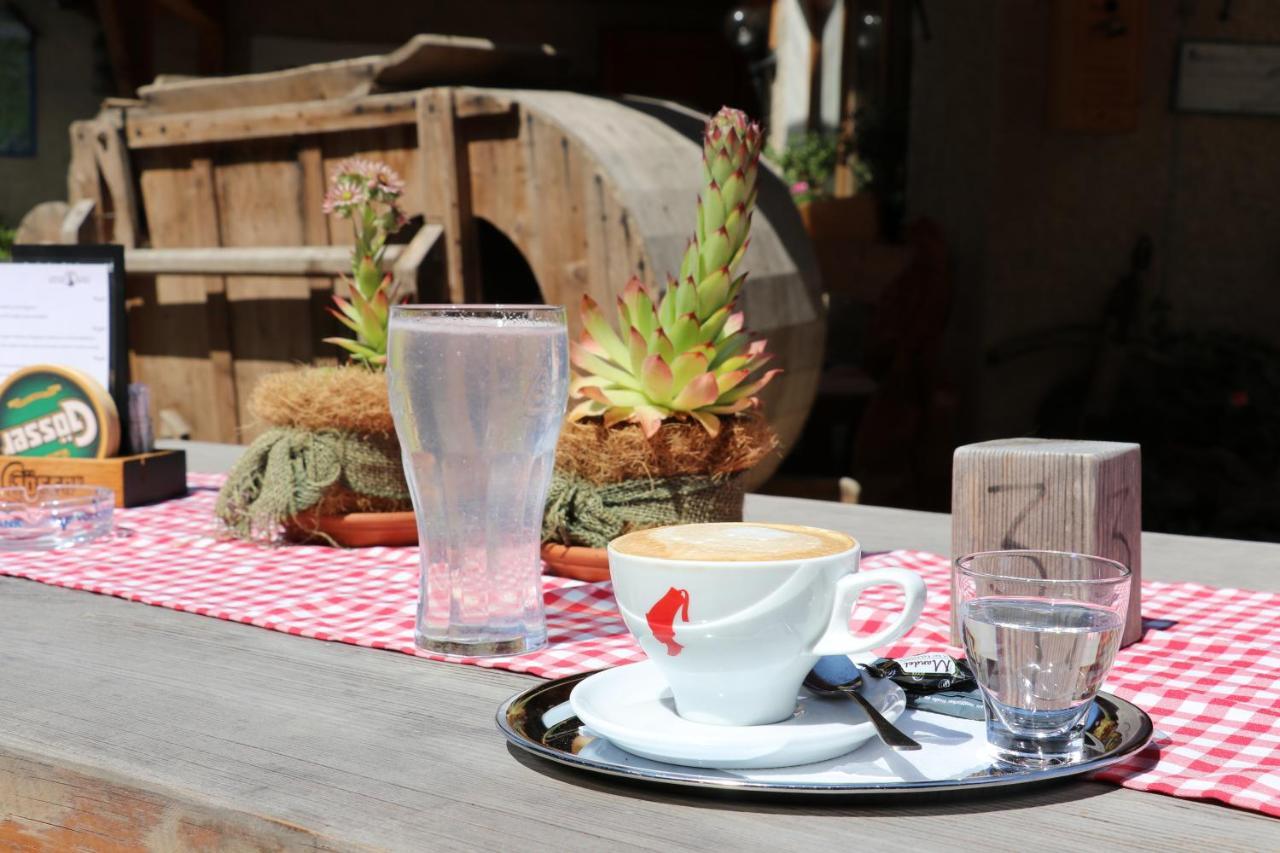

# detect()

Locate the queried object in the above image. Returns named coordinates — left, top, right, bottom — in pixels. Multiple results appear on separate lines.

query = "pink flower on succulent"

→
left=369, top=162, right=405, bottom=197
left=322, top=175, right=368, bottom=215
left=790, top=180, right=810, bottom=195
left=331, top=157, right=379, bottom=181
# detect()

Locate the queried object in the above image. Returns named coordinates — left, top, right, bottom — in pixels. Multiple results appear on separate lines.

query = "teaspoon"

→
left=804, top=656, right=922, bottom=751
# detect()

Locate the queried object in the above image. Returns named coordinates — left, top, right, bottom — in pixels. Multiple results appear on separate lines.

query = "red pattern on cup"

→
left=646, top=587, right=690, bottom=656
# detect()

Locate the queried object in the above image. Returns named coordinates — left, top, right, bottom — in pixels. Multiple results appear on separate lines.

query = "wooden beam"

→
left=373, top=34, right=563, bottom=89
left=124, top=244, right=419, bottom=276
left=186, top=156, right=239, bottom=446
left=416, top=90, right=481, bottom=303
left=124, top=92, right=419, bottom=150
left=67, top=122, right=106, bottom=242
left=392, top=223, right=444, bottom=299
left=297, top=143, right=338, bottom=365
left=92, top=109, right=142, bottom=247
left=136, top=58, right=379, bottom=114
left=60, top=199, right=98, bottom=244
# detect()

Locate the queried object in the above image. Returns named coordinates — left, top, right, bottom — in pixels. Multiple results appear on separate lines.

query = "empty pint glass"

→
left=388, top=305, right=569, bottom=656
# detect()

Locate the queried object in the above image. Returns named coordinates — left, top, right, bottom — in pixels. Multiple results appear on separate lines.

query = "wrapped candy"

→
left=865, top=653, right=984, bottom=721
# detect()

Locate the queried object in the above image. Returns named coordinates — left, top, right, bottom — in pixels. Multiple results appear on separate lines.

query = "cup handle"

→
left=810, top=568, right=927, bottom=657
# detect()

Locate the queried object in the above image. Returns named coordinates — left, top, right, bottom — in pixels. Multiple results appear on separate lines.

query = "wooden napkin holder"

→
left=0, top=449, right=187, bottom=508
left=951, top=438, right=1142, bottom=648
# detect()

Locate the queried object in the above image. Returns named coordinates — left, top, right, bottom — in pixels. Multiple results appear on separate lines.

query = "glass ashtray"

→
left=0, top=485, right=115, bottom=551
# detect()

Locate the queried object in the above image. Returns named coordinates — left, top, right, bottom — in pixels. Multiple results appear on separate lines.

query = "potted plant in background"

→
left=769, top=131, right=879, bottom=245
left=216, top=158, right=416, bottom=546
left=541, top=107, right=781, bottom=580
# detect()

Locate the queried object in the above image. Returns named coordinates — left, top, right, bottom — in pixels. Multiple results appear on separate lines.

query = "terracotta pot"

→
left=286, top=509, right=418, bottom=548
left=541, top=543, right=610, bottom=583
left=796, top=194, right=881, bottom=244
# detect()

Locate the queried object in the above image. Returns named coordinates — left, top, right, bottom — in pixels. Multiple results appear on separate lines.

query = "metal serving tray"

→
left=497, top=672, right=1154, bottom=797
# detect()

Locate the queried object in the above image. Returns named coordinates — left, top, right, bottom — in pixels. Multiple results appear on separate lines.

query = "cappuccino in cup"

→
left=612, top=522, right=854, bottom=562
left=609, top=522, right=927, bottom=727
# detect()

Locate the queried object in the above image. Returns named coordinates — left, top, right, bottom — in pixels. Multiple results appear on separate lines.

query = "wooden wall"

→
left=129, top=127, right=427, bottom=441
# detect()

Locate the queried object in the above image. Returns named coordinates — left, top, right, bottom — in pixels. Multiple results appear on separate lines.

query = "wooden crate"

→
left=0, top=450, right=187, bottom=508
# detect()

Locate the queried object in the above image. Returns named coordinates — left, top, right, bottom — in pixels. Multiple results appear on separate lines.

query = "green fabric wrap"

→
left=215, top=427, right=408, bottom=541
left=542, top=470, right=745, bottom=549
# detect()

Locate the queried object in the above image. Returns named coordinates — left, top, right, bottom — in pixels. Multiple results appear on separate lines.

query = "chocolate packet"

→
left=866, top=652, right=976, bottom=693
left=866, top=653, right=984, bottom=720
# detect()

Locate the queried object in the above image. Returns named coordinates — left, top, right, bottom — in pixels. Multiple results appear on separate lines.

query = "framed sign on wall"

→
left=1174, top=41, right=1280, bottom=118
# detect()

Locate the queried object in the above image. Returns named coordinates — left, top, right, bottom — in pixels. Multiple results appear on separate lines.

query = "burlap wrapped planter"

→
left=215, top=366, right=414, bottom=545
left=540, top=413, right=777, bottom=578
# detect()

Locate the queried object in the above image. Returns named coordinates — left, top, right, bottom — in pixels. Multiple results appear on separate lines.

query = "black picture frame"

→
left=9, top=243, right=131, bottom=454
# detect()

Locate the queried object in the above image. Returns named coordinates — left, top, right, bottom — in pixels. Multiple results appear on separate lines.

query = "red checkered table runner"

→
left=2, top=474, right=1277, bottom=817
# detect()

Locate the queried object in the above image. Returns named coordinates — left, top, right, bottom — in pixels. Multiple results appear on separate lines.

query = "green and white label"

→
left=0, top=366, right=115, bottom=458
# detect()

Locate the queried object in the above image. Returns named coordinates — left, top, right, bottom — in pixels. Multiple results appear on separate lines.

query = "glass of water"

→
left=957, top=550, right=1132, bottom=766
left=387, top=305, right=569, bottom=657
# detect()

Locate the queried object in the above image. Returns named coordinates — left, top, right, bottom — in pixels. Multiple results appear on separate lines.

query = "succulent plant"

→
left=568, top=107, right=780, bottom=438
left=321, top=158, right=408, bottom=367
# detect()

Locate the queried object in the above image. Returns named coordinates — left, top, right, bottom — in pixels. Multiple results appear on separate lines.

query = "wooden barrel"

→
left=61, top=83, right=823, bottom=484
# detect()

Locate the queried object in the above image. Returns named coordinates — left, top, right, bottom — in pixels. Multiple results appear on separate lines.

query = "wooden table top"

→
left=1, top=443, right=1276, bottom=850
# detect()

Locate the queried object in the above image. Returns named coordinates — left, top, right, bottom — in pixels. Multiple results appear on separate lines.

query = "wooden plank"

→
left=60, top=199, right=97, bottom=244
left=298, top=142, right=341, bottom=366
left=125, top=244, right=407, bottom=275
left=133, top=148, right=236, bottom=442
left=191, top=156, right=238, bottom=446
left=0, top=748, right=339, bottom=851
left=66, top=122, right=106, bottom=243
left=374, top=33, right=563, bottom=89
left=136, top=56, right=380, bottom=114
left=1, top=493, right=1278, bottom=849
left=125, top=92, right=419, bottom=149
left=92, top=109, right=143, bottom=247
left=391, top=223, right=444, bottom=299
left=212, top=142, right=314, bottom=441
left=416, top=89, right=481, bottom=302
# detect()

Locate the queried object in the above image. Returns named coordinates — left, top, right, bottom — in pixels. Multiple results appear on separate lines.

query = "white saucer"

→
left=568, top=660, right=906, bottom=769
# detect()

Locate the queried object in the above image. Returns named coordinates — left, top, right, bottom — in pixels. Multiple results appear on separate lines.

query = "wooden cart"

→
left=32, top=37, right=825, bottom=484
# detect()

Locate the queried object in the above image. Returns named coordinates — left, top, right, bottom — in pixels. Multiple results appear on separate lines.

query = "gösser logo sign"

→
left=0, top=365, right=120, bottom=459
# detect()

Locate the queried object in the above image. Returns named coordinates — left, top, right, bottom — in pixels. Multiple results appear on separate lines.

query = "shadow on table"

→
left=505, top=744, right=1117, bottom=816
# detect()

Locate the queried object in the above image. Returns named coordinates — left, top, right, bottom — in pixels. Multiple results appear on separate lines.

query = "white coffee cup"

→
left=608, top=522, right=927, bottom=727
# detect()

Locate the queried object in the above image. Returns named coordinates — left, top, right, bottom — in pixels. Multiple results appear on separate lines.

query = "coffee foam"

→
left=611, top=522, right=855, bottom=562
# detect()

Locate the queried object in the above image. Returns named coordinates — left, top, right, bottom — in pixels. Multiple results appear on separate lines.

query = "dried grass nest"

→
left=555, top=411, right=778, bottom=484
left=249, top=365, right=394, bottom=434
left=246, top=365, right=406, bottom=519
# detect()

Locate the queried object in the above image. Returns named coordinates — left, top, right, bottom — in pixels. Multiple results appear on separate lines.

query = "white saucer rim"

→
left=568, top=660, right=905, bottom=769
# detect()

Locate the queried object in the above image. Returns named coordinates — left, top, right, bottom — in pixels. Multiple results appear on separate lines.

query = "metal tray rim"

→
left=497, top=671, right=1155, bottom=796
